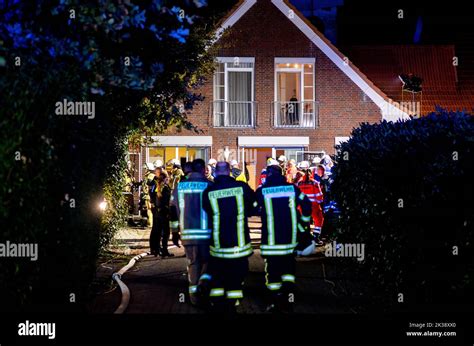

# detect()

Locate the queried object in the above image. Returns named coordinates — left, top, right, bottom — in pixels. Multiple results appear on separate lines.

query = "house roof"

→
left=343, top=45, right=474, bottom=115
left=214, top=0, right=410, bottom=121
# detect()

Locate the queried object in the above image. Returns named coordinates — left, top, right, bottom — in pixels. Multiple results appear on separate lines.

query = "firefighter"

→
left=310, top=156, right=321, bottom=180
left=259, top=158, right=279, bottom=187
left=142, top=163, right=156, bottom=227
left=169, top=159, right=212, bottom=306
left=183, top=161, right=193, bottom=180
left=145, top=160, right=166, bottom=227
left=256, top=164, right=312, bottom=312
left=296, top=161, right=325, bottom=244
left=149, top=171, right=174, bottom=257
left=316, top=164, right=332, bottom=204
left=277, top=155, right=287, bottom=172
left=202, top=161, right=256, bottom=313
left=208, top=158, right=217, bottom=178
left=153, top=160, right=164, bottom=174
left=169, top=158, right=184, bottom=190
left=320, top=152, right=334, bottom=172
left=285, top=159, right=297, bottom=183
left=259, top=167, right=267, bottom=187
left=230, top=160, right=247, bottom=183
left=294, top=162, right=305, bottom=185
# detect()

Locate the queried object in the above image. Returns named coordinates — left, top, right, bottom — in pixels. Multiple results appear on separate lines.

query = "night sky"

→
left=207, top=0, right=474, bottom=46
left=336, top=0, right=474, bottom=45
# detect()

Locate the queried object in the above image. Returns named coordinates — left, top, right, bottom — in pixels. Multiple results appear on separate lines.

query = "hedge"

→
left=331, top=108, right=474, bottom=311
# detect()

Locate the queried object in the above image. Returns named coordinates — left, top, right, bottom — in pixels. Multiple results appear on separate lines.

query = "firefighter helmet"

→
left=299, top=161, right=310, bottom=169
left=153, top=160, right=163, bottom=169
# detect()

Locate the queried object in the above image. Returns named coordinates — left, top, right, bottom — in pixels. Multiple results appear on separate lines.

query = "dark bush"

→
left=0, top=0, right=221, bottom=312
left=331, top=108, right=474, bottom=311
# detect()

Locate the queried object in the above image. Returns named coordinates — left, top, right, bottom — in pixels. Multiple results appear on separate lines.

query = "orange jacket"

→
left=296, top=177, right=324, bottom=204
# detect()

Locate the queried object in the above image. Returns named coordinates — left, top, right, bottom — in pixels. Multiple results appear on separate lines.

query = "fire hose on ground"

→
left=112, top=251, right=149, bottom=314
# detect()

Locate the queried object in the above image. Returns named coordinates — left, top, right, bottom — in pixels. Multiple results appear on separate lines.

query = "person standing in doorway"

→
left=288, top=90, right=299, bottom=125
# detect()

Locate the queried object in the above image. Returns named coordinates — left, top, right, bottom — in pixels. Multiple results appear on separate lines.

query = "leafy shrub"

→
left=0, top=0, right=222, bottom=312
left=331, top=108, right=474, bottom=311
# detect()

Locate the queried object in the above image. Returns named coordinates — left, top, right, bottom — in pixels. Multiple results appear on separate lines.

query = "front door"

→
left=253, top=148, right=273, bottom=189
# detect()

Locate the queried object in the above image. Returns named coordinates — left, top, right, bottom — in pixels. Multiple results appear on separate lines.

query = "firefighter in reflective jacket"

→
left=259, top=158, right=279, bottom=187
left=256, top=164, right=312, bottom=312
left=202, top=161, right=256, bottom=312
left=169, top=159, right=212, bottom=306
left=296, top=161, right=324, bottom=243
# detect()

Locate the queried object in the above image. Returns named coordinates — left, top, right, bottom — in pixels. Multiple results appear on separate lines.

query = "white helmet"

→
left=277, top=155, right=287, bottom=162
left=208, top=158, right=217, bottom=166
left=230, top=160, right=238, bottom=167
left=267, top=159, right=279, bottom=166
left=322, top=156, right=334, bottom=169
left=312, top=157, right=321, bottom=164
left=321, top=154, right=331, bottom=162
left=153, top=160, right=163, bottom=169
left=299, top=161, right=310, bottom=169
left=170, top=158, right=180, bottom=166
left=146, top=162, right=155, bottom=171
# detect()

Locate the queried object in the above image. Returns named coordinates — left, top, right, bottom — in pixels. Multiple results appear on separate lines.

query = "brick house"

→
left=136, top=0, right=409, bottom=190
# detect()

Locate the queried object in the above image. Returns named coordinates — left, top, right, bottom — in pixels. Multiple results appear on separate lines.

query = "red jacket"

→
left=296, top=177, right=323, bottom=204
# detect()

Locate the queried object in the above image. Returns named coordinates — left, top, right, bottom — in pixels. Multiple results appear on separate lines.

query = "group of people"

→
left=142, top=159, right=185, bottom=256
left=142, top=153, right=337, bottom=313
left=259, top=153, right=335, bottom=246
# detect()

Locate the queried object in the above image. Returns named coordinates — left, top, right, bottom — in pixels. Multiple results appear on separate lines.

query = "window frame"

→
left=274, top=58, right=316, bottom=128
left=213, top=57, right=255, bottom=128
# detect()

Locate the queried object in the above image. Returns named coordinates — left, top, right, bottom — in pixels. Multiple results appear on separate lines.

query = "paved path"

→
left=89, top=217, right=359, bottom=314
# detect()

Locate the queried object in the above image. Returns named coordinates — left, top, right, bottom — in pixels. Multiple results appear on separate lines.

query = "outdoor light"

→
left=286, top=63, right=290, bottom=67
left=99, top=199, right=107, bottom=211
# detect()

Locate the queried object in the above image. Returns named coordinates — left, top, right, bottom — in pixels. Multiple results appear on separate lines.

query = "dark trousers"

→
left=264, top=255, right=296, bottom=305
left=207, top=256, right=249, bottom=312
left=150, top=211, right=170, bottom=254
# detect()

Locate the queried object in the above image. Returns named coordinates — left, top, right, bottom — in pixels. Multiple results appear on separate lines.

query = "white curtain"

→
left=228, top=71, right=252, bottom=125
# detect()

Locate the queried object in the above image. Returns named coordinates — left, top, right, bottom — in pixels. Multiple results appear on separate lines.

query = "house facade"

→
left=138, top=0, right=408, bottom=190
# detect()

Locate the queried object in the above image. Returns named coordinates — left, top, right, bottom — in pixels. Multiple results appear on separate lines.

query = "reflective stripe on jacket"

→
left=202, top=175, right=256, bottom=259
left=256, top=174, right=312, bottom=256
left=297, top=178, right=324, bottom=204
left=169, top=173, right=212, bottom=245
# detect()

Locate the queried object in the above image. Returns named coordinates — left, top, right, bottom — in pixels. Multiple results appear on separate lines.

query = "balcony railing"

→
left=272, top=101, right=319, bottom=128
left=211, top=101, right=257, bottom=128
